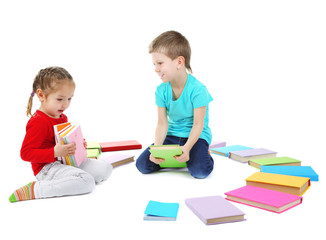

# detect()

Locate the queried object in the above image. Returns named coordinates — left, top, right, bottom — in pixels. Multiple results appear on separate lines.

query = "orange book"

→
left=246, top=172, right=310, bottom=196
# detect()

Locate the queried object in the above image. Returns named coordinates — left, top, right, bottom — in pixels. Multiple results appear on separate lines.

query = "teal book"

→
left=149, top=145, right=186, bottom=168
left=210, top=145, right=253, bottom=157
left=144, top=200, right=179, bottom=221
left=261, top=166, right=319, bottom=181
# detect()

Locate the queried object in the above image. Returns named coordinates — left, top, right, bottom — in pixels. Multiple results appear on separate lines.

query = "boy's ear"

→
left=36, top=89, right=45, bottom=102
left=176, top=56, right=185, bottom=69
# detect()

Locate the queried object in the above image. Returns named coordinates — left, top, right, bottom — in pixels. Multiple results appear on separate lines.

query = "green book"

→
left=249, top=157, right=301, bottom=170
left=87, top=141, right=101, bottom=150
left=87, top=148, right=101, bottom=159
left=149, top=145, right=186, bottom=168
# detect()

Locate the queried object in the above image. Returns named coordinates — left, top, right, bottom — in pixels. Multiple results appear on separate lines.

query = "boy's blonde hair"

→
left=26, top=66, right=75, bottom=117
left=149, top=31, right=192, bottom=73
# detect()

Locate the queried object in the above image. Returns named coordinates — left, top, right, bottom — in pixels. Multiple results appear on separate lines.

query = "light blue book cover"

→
left=261, top=166, right=319, bottom=181
left=211, top=145, right=253, bottom=157
left=144, top=200, right=179, bottom=221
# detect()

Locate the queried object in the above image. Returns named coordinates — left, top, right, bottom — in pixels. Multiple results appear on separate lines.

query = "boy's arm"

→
left=150, top=107, right=168, bottom=164
left=175, top=106, right=206, bottom=162
left=154, top=106, right=168, bottom=145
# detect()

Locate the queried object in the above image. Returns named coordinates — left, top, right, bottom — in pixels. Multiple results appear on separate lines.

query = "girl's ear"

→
left=36, top=89, right=45, bottom=102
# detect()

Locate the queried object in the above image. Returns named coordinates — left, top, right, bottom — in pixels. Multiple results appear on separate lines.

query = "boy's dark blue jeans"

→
left=136, top=135, right=214, bottom=179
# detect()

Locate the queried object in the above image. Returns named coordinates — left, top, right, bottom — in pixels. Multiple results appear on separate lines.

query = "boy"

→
left=136, top=31, right=214, bottom=179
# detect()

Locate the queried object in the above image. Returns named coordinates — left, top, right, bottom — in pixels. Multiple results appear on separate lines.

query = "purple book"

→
left=229, top=148, right=277, bottom=163
left=185, top=195, right=246, bottom=225
left=209, top=140, right=226, bottom=150
left=101, top=153, right=134, bottom=167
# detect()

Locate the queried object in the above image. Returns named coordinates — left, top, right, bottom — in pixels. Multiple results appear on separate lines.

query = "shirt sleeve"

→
left=155, top=84, right=167, bottom=108
left=20, top=117, right=55, bottom=164
left=191, top=85, right=213, bottom=108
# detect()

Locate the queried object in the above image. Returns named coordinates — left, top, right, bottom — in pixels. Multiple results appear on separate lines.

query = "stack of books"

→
left=86, top=140, right=142, bottom=166
left=54, top=123, right=87, bottom=167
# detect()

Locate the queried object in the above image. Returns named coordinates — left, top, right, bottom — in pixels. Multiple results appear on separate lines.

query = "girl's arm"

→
left=149, top=106, right=168, bottom=164
left=175, top=106, right=206, bottom=162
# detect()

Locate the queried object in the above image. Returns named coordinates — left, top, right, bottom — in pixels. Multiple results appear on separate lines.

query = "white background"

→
left=1, top=0, right=325, bottom=239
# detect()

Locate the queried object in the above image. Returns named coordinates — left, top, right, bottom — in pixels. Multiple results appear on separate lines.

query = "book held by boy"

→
left=230, top=148, right=277, bottom=163
left=100, top=153, right=134, bottom=167
left=144, top=200, right=179, bottom=221
left=249, top=157, right=301, bottom=170
left=149, top=145, right=186, bottom=168
left=100, top=140, right=142, bottom=152
left=261, top=166, right=319, bottom=181
left=210, top=145, right=252, bottom=157
left=185, top=195, right=245, bottom=225
left=53, top=123, right=87, bottom=167
left=225, top=185, right=303, bottom=213
left=246, top=172, right=310, bottom=196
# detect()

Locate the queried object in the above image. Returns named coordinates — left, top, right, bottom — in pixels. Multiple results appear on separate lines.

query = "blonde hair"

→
left=149, top=31, right=192, bottom=73
left=27, top=66, right=75, bottom=117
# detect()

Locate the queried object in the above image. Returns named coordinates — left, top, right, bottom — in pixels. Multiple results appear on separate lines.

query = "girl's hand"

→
left=83, top=139, right=87, bottom=149
left=149, top=154, right=165, bottom=165
left=174, top=146, right=190, bottom=163
left=54, top=138, right=76, bottom=157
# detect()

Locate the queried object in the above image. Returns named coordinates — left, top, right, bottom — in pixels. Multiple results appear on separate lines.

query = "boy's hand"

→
left=54, top=138, right=76, bottom=157
left=174, top=146, right=190, bottom=163
left=149, top=154, right=165, bottom=165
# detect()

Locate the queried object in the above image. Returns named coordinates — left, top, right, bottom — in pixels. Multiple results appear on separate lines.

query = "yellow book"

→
left=245, top=172, right=310, bottom=196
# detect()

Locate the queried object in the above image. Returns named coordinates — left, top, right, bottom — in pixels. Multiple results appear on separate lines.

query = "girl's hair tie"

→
left=30, top=91, right=35, bottom=97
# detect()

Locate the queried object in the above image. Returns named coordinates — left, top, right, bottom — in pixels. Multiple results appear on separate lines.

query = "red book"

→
left=100, top=140, right=142, bottom=152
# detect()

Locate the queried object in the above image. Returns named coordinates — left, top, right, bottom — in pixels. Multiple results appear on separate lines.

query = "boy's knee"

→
left=188, top=162, right=214, bottom=179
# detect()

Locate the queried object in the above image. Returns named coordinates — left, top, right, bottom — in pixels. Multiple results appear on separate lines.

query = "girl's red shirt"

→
left=20, top=110, right=68, bottom=176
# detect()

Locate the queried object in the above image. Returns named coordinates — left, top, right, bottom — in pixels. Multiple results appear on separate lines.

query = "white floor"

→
left=1, top=1, right=325, bottom=239
left=3, top=147, right=325, bottom=240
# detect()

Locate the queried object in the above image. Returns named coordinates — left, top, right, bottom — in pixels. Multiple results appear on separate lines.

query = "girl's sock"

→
left=9, top=182, right=36, bottom=203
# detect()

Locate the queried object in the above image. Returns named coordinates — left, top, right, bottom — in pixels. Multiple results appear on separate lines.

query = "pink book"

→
left=185, top=195, right=245, bottom=225
left=225, top=185, right=303, bottom=213
left=64, top=125, right=87, bottom=167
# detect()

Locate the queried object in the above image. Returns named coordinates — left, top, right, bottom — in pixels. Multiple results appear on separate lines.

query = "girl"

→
left=9, top=66, right=112, bottom=202
left=136, top=31, right=214, bottom=179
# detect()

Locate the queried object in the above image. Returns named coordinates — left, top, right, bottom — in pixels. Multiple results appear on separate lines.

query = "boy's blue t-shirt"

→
left=155, top=74, right=213, bottom=144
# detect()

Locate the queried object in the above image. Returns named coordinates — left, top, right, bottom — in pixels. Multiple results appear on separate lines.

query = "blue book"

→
left=261, top=166, right=319, bottom=181
left=210, top=145, right=253, bottom=157
left=144, top=200, right=179, bottom=221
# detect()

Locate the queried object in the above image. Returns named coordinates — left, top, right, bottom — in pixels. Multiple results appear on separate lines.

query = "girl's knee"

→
left=79, top=172, right=96, bottom=193
left=95, top=161, right=113, bottom=184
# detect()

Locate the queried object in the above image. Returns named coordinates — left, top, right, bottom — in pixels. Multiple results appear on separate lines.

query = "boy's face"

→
left=151, top=52, right=179, bottom=83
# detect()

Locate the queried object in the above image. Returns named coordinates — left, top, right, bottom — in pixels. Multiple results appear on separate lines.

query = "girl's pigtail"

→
left=26, top=91, right=35, bottom=117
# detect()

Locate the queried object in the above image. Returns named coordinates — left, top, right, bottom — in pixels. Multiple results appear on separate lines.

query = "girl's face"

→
left=151, top=52, right=179, bottom=83
left=38, top=81, right=75, bottom=118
